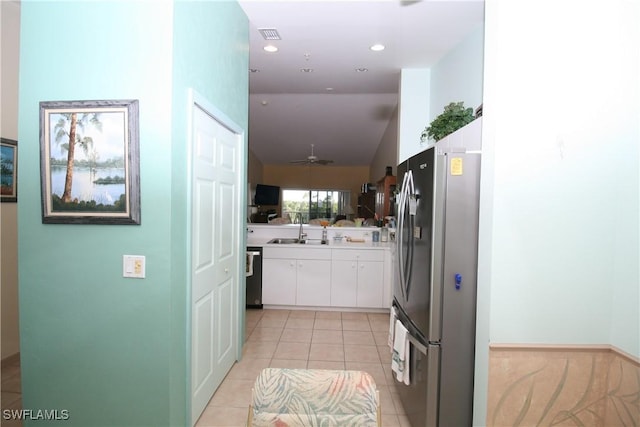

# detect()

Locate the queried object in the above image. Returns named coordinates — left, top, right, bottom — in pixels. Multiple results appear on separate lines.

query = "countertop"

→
left=246, top=237, right=393, bottom=250
left=246, top=223, right=395, bottom=250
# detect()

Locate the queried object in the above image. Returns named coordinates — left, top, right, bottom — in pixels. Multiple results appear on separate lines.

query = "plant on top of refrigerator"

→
left=422, top=102, right=475, bottom=142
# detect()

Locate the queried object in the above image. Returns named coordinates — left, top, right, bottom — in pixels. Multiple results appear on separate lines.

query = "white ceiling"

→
left=239, top=0, right=485, bottom=166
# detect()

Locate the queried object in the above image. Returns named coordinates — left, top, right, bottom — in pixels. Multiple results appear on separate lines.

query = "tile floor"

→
left=1, top=354, right=22, bottom=427
left=196, top=309, right=410, bottom=427
left=0, top=309, right=409, bottom=427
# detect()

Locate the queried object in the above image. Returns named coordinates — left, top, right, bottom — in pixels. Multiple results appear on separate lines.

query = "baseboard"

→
left=1, top=352, right=20, bottom=366
left=488, top=342, right=640, bottom=365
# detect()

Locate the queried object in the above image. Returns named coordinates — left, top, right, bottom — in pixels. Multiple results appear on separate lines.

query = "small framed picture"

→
left=39, top=99, right=140, bottom=224
left=1, top=138, right=18, bottom=203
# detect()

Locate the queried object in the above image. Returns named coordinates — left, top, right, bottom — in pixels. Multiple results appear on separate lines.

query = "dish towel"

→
left=391, top=320, right=411, bottom=385
left=388, top=306, right=397, bottom=350
left=246, top=252, right=254, bottom=277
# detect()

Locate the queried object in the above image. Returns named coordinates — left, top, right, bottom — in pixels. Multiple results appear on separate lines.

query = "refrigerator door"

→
left=437, top=150, right=482, bottom=427
left=393, top=329, right=441, bottom=427
left=395, top=147, right=447, bottom=342
left=395, top=163, right=414, bottom=304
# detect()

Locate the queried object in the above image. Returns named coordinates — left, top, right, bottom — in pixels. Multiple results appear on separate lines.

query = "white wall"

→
left=430, top=24, right=485, bottom=123
left=482, top=0, right=639, bottom=350
left=397, top=69, right=430, bottom=163
left=370, top=105, right=399, bottom=182
left=397, top=23, right=485, bottom=165
left=474, top=2, right=640, bottom=424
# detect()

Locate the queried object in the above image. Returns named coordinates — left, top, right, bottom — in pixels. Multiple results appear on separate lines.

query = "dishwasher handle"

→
left=246, top=251, right=261, bottom=277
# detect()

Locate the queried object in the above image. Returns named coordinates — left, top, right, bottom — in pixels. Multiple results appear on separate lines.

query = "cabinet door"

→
left=357, top=261, right=385, bottom=308
left=262, top=258, right=296, bottom=305
left=296, top=260, right=331, bottom=306
left=331, top=260, right=358, bottom=307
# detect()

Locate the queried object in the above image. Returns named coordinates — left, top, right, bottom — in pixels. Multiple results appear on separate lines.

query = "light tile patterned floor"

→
left=196, top=309, right=410, bottom=427
left=0, top=309, right=409, bottom=427
left=1, top=354, right=22, bottom=427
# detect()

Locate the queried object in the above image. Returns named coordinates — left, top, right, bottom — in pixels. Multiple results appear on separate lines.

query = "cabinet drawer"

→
left=331, top=248, right=384, bottom=262
left=264, top=246, right=331, bottom=260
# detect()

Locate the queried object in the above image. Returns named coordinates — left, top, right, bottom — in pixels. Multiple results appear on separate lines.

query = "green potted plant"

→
left=421, top=102, right=475, bottom=142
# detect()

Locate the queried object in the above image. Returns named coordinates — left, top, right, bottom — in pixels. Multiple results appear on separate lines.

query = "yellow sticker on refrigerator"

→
left=451, top=157, right=463, bottom=176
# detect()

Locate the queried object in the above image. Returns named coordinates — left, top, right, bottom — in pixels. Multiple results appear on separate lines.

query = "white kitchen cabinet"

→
left=296, top=259, right=331, bottom=306
left=331, top=249, right=385, bottom=308
left=262, top=258, right=297, bottom=305
left=330, top=260, right=357, bottom=307
left=263, top=247, right=331, bottom=306
left=356, top=260, right=384, bottom=308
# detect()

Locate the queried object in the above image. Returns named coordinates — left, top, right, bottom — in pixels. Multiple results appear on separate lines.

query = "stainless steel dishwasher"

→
left=246, top=247, right=263, bottom=308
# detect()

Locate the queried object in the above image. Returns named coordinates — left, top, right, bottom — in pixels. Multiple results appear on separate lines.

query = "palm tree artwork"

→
left=40, top=99, right=140, bottom=224
left=46, top=109, right=129, bottom=214
left=53, top=112, right=102, bottom=203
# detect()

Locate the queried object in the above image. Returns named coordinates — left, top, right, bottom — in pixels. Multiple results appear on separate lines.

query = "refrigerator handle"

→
left=402, top=172, right=415, bottom=299
left=406, top=331, right=427, bottom=355
left=396, top=171, right=411, bottom=299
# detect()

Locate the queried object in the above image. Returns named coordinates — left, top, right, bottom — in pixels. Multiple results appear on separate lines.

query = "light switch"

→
left=123, top=255, right=145, bottom=278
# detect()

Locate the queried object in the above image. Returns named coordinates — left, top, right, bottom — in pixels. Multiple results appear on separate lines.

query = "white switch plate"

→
left=123, top=255, right=145, bottom=278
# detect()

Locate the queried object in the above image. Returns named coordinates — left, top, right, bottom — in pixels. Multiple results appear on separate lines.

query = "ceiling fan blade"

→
left=289, top=144, right=333, bottom=165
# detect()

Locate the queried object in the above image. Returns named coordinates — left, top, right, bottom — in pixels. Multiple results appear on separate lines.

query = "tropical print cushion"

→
left=250, top=368, right=379, bottom=427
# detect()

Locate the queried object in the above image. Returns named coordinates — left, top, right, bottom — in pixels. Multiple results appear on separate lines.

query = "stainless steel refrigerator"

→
left=393, top=131, right=481, bottom=427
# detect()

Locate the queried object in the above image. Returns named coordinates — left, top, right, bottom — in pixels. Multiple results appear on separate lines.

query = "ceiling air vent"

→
left=258, top=28, right=281, bottom=40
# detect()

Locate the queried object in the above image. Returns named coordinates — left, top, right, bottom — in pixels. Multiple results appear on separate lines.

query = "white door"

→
left=191, top=102, right=240, bottom=424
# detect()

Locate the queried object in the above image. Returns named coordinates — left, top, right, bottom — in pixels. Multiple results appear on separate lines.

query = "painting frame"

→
left=1, top=138, right=18, bottom=203
left=39, top=99, right=140, bottom=224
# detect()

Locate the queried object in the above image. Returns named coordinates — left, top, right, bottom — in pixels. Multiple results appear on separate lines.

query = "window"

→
left=282, top=189, right=351, bottom=223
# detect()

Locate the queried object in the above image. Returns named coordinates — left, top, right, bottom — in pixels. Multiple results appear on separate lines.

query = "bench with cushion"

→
left=247, top=368, right=380, bottom=426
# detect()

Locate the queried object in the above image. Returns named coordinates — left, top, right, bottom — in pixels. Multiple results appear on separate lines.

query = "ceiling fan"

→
left=290, top=144, right=334, bottom=165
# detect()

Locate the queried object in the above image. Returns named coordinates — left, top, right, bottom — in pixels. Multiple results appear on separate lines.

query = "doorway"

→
left=189, top=92, right=244, bottom=425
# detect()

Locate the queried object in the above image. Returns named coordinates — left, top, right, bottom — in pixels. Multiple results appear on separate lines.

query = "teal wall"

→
left=170, top=2, right=249, bottom=425
left=430, top=24, right=484, bottom=122
left=17, top=1, right=248, bottom=426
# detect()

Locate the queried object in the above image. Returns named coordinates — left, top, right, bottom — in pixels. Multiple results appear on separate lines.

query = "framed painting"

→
left=39, top=99, right=140, bottom=224
left=1, top=138, right=18, bottom=203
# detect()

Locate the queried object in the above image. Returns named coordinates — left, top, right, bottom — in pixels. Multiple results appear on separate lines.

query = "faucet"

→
left=296, top=212, right=307, bottom=240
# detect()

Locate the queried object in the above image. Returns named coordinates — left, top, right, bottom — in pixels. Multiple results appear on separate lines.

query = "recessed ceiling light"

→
left=355, top=68, right=369, bottom=73
left=370, top=44, right=385, bottom=52
left=300, top=68, right=314, bottom=73
left=263, top=45, right=278, bottom=53
left=326, top=87, right=334, bottom=92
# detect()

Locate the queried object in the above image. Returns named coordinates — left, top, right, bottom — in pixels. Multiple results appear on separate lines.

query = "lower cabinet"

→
left=262, top=258, right=297, bottom=305
left=296, top=259, right=331, bottom=306
left=331, top=249, right=384, bottom=308
left=262, top=246, right=388, bottom=308
left=262, top=247, right=331, bottom=306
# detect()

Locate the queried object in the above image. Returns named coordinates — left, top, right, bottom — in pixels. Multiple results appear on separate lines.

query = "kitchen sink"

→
left=267, top=238, right=328, bottom=245
left=267, top=238, right=302, bottom=244
left=300, top=239, right=327, bottom=245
